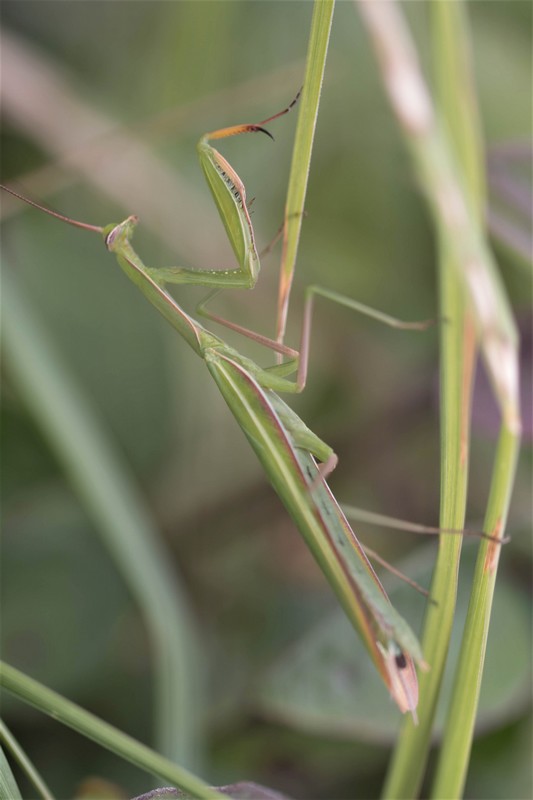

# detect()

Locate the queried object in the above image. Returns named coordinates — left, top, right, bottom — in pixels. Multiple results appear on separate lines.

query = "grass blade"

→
left=276, top=0, right=335, bottom=343
left=382, top=2, right=481, bottom=793
left=431, top=426, right=519, bottom=798
left=0, top=662, right=225, bottom=800
left=356, top=0, right=519, bottom=433
left=0, top=721, right=54, bottom=800
left=0, top=747, right=22, bottom=800
left=354, top=3, right=521, bottom=796
left=429, top=6, right=520, bottom=796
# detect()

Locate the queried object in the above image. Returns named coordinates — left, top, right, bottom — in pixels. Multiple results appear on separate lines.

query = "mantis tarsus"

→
left=1, top=98, right=434, bottom=717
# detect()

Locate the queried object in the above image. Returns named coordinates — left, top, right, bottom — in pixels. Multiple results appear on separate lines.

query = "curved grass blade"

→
left=0, top=720, right=54, bottom=800
left=0, top=662, right=226, bottom=800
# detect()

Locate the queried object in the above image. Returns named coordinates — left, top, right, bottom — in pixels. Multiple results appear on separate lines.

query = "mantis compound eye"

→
left=104, top=225, right=121, bottom=250
left=104, top=216, right=139, bottom=251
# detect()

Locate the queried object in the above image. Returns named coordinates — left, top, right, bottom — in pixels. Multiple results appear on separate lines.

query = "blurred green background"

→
left=1, top=2, right=531, bottom=798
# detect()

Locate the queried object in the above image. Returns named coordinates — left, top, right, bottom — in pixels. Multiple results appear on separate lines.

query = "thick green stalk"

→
left=431, top=426, right=519, bottom=798
left=0, top=663, right=225, bottom=800
left=276, top=0, right=335, bottom=343
left=431, top=1, right=486, bottom=205
left=384, top=3, right=481, bottom=795
left=356, top=1, right=518, bottom=430
left=1, top=267, right=203, bottom=768
left=429, top=6, right=521, bottom=797
left=355, top=3, right=520, bottom=797
left=384, top=275, right=475, bottom=799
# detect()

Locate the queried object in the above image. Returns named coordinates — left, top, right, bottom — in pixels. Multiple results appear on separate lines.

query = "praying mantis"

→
left=1, top=96, right=433, bottom=718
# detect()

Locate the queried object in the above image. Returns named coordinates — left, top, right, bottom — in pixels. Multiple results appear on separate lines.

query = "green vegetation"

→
left=1, top=2, right=530, bottom=798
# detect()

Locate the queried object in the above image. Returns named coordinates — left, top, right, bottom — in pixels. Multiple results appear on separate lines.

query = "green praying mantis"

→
left=1, top=95, right=435, bottom=718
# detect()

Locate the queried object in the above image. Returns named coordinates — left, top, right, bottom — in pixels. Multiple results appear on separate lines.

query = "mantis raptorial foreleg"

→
left=151, top=90, right=300, bottom=290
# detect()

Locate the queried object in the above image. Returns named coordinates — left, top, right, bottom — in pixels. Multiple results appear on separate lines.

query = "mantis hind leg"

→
left=196, top=289, right=299, bottom=365
left=197, top=284, right=434, bottom=401
left=293, top=285, right=436, bottom=393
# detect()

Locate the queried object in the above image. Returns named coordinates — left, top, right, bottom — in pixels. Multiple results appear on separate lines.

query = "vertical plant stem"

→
left=276, top=0, right=335, bottom=344
left=1, top=267, right=203, bottom=769
left=431, top=426, right=519, bottom=799
left=384, top=278, right=475, bottom=799
left=429, top=6, right=521, bottom=797
left=431, top=1, right=486, bottom=206
left=385, top=3, right=481, bottom=794
left=355, top=2, right=520, bottom=797
left=355, top=0, right=519, bottom=428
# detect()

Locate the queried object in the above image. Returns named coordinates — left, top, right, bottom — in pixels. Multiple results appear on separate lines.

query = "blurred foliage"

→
left=1, top=2, right=531, bottom=798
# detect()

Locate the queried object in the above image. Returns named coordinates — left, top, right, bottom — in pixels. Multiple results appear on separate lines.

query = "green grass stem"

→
left=431, top=425, right=519, bottom=798
left=383, top=3, right=482, bottom=794
left=0, top=662, right=225, bottom=800
left=0, top=720, right=54, bottom=800
left=0, top=745, right=22, bottom=800
left=429, top=7, right=521, bottom=796
left=355, top=3, right=521, bottom=797
left=276, top=0, right=335, bottom=343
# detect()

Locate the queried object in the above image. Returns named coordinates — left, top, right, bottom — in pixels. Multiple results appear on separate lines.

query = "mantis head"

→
left=103, top=215, right=139, bottom=253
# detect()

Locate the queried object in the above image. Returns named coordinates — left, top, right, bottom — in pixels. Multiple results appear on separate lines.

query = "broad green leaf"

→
left=254, top=549, right=530, bottom=742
